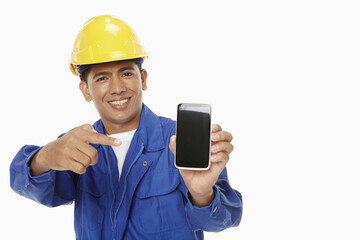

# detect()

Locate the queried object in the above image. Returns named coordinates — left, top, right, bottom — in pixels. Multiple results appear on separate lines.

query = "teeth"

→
left=109, top=99, right=129, bottom=105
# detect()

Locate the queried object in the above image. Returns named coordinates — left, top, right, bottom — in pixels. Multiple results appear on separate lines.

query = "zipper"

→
left=113, top=144, right=145, bottom=236
left=103, top=146, right=116, bottom=239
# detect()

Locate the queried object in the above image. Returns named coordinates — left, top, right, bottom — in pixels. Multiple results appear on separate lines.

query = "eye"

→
left=96, top=76, right=108, bottom=82
left=122, top=71, right=134, bottom=77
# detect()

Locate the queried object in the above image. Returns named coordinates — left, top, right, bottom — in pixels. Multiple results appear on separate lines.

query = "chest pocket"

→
left=77, top=168, right=106, bottom=197
left=76, top=168, right=107, bottom=232
left=132, top=170, right=188, bottom=233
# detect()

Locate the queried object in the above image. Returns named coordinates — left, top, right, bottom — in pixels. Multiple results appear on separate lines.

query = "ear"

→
left=79, top=81, right=92, bottom=102
left=140, top=69, right=148, bottom=91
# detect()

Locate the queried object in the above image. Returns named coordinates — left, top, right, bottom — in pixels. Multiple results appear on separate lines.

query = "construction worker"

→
left=10, top=15, right=242, bottom=239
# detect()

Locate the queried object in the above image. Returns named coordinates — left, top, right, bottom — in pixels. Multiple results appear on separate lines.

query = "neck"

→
left=103, top=119, right=140, bottom=135
left=102, top=114, right=141, bottom=135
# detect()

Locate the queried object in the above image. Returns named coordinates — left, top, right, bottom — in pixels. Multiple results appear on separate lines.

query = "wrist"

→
left=29, top=150, right=51, bottom=176
left=189, top=188, right=215, bottom=208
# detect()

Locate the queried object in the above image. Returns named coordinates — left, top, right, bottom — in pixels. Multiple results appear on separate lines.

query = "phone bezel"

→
left=174, top=103, right=212, bottom=171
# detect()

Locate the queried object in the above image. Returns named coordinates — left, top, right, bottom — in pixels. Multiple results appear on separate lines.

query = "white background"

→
left=1, top=0, right=360, bottom=239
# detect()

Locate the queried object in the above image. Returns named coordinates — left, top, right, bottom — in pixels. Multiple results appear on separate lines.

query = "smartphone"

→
left=175, top=103, right=212, bottom=170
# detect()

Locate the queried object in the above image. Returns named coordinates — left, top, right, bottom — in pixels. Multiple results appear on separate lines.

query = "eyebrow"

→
left=92, top=67, right=137, bottom=80
left=92, top=71, right=112, bottom=80
left=118, top=66, right=137, bottom=73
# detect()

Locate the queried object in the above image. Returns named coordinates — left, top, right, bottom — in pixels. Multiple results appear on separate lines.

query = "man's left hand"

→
left=169, top=124, right=234, bottom=207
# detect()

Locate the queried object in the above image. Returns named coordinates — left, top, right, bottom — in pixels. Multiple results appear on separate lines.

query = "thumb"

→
left=168, top=135, right=176, bottom=154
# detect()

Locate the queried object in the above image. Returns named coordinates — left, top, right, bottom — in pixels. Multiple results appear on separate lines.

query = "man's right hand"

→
left=30, top=124, right=121, bottom=176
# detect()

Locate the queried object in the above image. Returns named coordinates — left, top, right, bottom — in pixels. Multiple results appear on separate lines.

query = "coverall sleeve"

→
left=10, top=145, right=78, bottom=207
left=180, top=168, right=243, bottom=232
left=168, top=121, right=242, bottom=232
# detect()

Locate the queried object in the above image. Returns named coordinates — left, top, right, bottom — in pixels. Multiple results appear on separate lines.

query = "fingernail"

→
left=212, top=133, right=220, bottom=141
left=114, top=139, right=122, bottom=145
left=212, top=145, right=219, bottom=152
left=210, top=155, right=217, bottom=161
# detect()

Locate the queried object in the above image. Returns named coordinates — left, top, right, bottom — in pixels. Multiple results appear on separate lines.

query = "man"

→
left=10, top=15, right=242, bottom=239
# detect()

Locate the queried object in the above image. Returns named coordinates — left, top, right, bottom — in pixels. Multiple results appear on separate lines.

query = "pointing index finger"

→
left=85, top=131, right=122, bottom=146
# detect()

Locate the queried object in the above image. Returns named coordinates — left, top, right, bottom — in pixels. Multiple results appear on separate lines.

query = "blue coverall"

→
left=10, top=104, right=242, bottom=239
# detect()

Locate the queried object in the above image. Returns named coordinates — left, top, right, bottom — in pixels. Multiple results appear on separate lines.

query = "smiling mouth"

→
left=109, top=98, right=130, bottom=106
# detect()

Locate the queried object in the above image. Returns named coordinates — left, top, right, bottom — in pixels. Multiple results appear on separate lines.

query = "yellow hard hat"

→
left=69, top=15, right=149, bottom=76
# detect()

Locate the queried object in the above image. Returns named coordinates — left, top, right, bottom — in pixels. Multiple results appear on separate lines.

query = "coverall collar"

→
left=92, top=103, right=166, bottom=152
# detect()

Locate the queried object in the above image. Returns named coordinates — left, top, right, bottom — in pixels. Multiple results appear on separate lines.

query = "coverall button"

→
left=213, top=206, right=217, bottom=213
left=142, top=161, right=148, bottom=167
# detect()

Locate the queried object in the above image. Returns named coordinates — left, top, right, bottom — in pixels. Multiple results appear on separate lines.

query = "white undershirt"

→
left=108, top=129, right=137, bottom=179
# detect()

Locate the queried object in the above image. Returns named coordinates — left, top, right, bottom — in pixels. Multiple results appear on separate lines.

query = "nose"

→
left=109, top=76, right=126, bottom=95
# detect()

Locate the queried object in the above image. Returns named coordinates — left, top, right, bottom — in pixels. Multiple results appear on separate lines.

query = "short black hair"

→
left=80, top=62, right=142, bottom=83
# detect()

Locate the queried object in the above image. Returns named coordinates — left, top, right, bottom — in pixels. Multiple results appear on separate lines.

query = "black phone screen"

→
left=175, top=104, right=211, bottom=169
